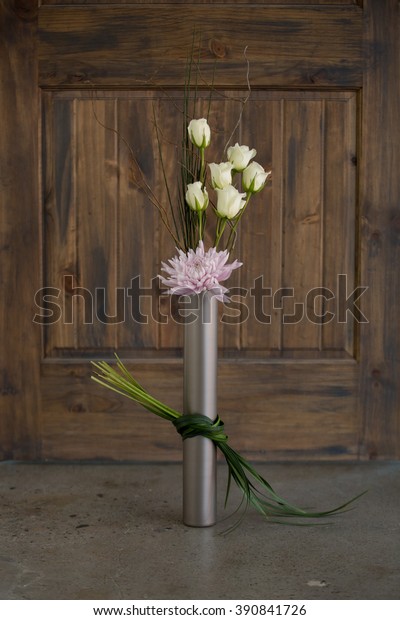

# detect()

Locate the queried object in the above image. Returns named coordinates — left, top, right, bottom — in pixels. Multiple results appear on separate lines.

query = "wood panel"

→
left=42, top=93, right=77, bottom=354
left=117, top=97, right=161, bottom=351
left=323, top=96, right=357, bottom=355
left=282, top=99, right=324, bottom=351
left=358, top=0, right=400, bottom=459
left=241, top=93, right=356, bottom=357
left=76, top=99, right=119, bottom=349
left=38, top=5, right=363, bottom=89
left=42, top=91, right=357, bottom=360
left=0, top=0, right=40, bottom=459
left=38, top=86, right=361, bottom=462
left=240, top=99, right=277, bottom=350
left=40, top=361, right=359, bottom=461
left=43, top=96, right=120, bottom=355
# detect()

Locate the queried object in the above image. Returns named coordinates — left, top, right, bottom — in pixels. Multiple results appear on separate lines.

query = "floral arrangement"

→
left=157, top=116, right=270, bottom=300
left=92, top=57, right=363, bottom=531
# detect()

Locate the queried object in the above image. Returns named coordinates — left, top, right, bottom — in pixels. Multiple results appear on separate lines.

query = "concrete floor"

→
left=0, top=461, right=399, bottom=600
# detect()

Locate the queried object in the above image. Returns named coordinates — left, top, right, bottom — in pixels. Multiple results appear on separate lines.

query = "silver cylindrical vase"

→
left=183, top=291, right=218, bottom=527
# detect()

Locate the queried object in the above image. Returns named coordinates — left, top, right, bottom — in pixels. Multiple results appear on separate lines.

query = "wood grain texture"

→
left=38, top=5, right=363, bottom=88
left=358, top=0, right=400, bottom=459
left=322, top=96, right=357, bottom=355
left=76, top=99, right=119, bottom=350
left=2, top=0, right=399, bottom=463
left=240, top=99, right=276, bottom=351
left=40, top=361, right=359, bottom=461
left=117, top=97, right=161, bottom=351
left=42, top=93, right=77, bottom=355
left=0, top=0, right=40, bottom=459
left=42, top=91, right=357, bottom=359
left=282, top=99, right=324, bottom=351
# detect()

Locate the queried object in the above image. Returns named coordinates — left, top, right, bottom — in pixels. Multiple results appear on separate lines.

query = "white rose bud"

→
left=208, top=162, right=233, bottom=189
left=185, top=181, right=209, bottom=211
left=187, top=118, right=211, bottom=149
left=227, top=143, right=257, bottom=171
left=216, top=185, right=247, bottom=219
left=242, top=162, right=271, bottom=193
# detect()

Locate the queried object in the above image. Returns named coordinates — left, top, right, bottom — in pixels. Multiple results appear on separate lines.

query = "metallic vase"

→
left=183, top=291, right=218, bottom=527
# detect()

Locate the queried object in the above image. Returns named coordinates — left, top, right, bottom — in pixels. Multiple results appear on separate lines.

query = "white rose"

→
left=185, top=181, right=209, bottom=211
left=216, top=185, right=246, bottom=219
left=227, top=143, right=257, bottom=171
left=242, top=162, right=271, bottom=193
left=187, top=118, right=211, bottom=149
left=208, top=162, right=233, bottom=189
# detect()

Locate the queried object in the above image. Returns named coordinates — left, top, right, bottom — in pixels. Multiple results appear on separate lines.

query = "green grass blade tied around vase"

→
left=91, top=356, right=366, bottom=532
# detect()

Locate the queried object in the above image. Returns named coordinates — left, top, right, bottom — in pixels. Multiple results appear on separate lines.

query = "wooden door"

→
left=1, top=0, right=399, bottom=461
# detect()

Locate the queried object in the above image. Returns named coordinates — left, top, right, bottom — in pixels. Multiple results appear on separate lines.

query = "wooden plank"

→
left=240, top=98, right=276, bottom=351
left=155, top=95, right=185, bottom=351
left=40, top=360, right=359, bottom=461
left=41, top=361, right=184, bottom=460
left=240, top=91, right=359, bottom=355
left=220, top=362, right=359, bottom=459
left=358, top=0, right=400, bottom=459
left=43, top=95, right=121, bottom=356
left=0, top=0, right=40, bottom=459
left=117, top=97, right=160, bottom=351
left=281, top=99, right=324, bottom=351
left=75, top=98, right=119, bottom=350
left=38, top=5, right=363, bottom=88
left=42, top=94, right=78, bottom=355
left=322, top=95, right=357, bottom=355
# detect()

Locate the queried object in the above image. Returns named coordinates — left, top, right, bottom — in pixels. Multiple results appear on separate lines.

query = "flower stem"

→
left=214, top=217, right=227, bottom=249
left=200, top=147, right=206, bottom=184
left=226, top=192, right=252, bottom=253
left=198, top=210, right=204, bottom=241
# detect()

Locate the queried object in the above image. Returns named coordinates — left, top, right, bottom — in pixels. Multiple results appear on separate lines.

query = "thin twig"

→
left=223, top=46, right=252, bottom=155
left=90, top=98, right=182, bottom=249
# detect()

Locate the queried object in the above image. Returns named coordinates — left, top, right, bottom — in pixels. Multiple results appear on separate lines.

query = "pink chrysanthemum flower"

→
left=159, top=241, right=242, bottom=301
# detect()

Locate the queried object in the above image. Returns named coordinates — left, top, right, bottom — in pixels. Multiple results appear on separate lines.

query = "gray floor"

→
left=0, top=461, right=399, bottom=600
